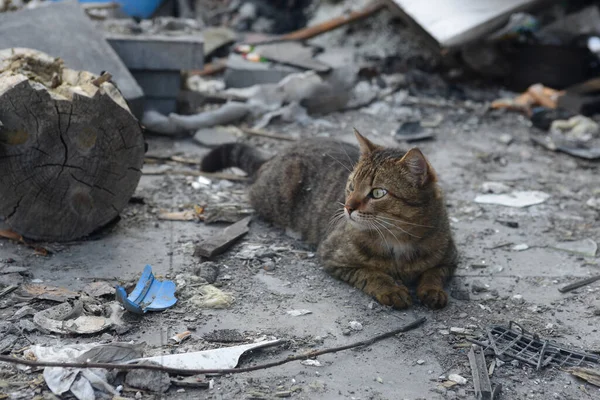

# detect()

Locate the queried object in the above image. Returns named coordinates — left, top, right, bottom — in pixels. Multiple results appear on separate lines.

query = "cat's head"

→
left=343, top=129, right=440, bottom=240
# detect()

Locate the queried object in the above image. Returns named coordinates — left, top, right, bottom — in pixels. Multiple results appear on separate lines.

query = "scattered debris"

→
left=0, top=229, right=50, bottom=256
left=125, top=361, right=171, bottom=393
left=512, top=244, right=530, bottom=251
left=394, top=121, right=435, bottom=142
left=286, top=309, right=312, bottom=317
left=128, top=339, right=283, bottom=371
left=171, top=375, right=210, bottom=389
left=566, top=367, right=600, bottom=388
left=474, top=191, right=550, bottom=208
left=0, top=318, right=425, bottom=377
left=468, top=321, right=600, bottom=370
left=33, top=301, right=120, bottom=335
left=188, top=285, right=234, bottom=309
left=550, top=115, right=599, bottom=142
left=481, top=182, right=510, bottom=194
left=301, top=360, right=322, bottom=367
left=194, top=216, right=252, bottom=259
left=20, top=284, right=78, bottom=302
left=171, top=331, right=192, bottom=344
left=558, top=275, right=600, bottom=293
left=553, top=238, right=598, bottom=257
left=203, top=329, right=246, bottom=343
left=26, top=342, right=143, bottom=400
left=468, top=345, right=493, bottom=400
left=115, top=265, right=177, bottom=314
left=448, top=373, right=467, bottom=385
left=84, top=281, right=115, bottom=298
left=348, top=321, right=363, bottom=331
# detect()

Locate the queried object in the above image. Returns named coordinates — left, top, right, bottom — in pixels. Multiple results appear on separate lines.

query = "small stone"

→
left=497, top=134, right=513, bottom=144
left=587, top=197, right=600, bottom=210
left=301, top=360, right=322, bottom=367
left=511, top=360, right=519, bottom=367
left=439, top=329, right=450, bottom=335
left=458, top=313, right=468, bottom=318
left=376, top=377, right=383, bottom=384
left=348, top=321, right=363, bottom=331
left=512, top=294, right=524, bottom=304
left=512, top=243, right=529, bottom=251
left=275, top=391, right=292, bottom=398
left=448, top=374, right=467, bottom=385
left=125, top=362, right=171, bottom=393
left=135, top=392, right=142, bottom=399
left=457, top=388, right=467, bottom=398
left=177, top=388, right=185, bottom=393
left=342, top=329, right=351, bottom=336
left=471, top=280, right=488, bottom=293
left=287, top=309, right=312, bottom=317
left=450, top=327, right=474, bottom=335
left=481, top=181, right=510, bottom=194
left=417, top=359, right=425, bottom=365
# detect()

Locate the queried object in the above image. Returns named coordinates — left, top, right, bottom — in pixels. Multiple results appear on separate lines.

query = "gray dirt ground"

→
left=1, top=88, right=600, bottom=400
left=1, top=8, right=600, bottom=399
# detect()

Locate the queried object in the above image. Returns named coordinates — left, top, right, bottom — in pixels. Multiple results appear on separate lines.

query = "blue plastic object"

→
left=115, top=265, right=177, bottom=314
left=50, top=0, right=164, bottom=19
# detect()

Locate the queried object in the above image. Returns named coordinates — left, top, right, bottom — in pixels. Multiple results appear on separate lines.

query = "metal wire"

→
left=468, top=322, right=600, bottom=370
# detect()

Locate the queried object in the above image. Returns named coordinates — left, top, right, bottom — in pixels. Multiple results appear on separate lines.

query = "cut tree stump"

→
left=0, top=48, right=145, bottom=242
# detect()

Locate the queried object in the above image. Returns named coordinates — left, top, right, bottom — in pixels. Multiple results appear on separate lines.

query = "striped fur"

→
left=201, top=132, right=458, bottom=310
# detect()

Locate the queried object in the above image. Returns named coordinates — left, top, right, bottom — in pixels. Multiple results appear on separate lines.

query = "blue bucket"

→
left=51, top=0, right=165, bottom=19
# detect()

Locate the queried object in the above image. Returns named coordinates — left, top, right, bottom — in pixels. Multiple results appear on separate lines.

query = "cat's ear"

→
left=354, top=128, right=379, bottom=155
left=399, top=148, right=437, bottom=186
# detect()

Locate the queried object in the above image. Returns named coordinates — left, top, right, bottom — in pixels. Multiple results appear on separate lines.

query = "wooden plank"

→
left=194, top=217, right=252, bottom=259
left=468, top=345, right=493, bottom=400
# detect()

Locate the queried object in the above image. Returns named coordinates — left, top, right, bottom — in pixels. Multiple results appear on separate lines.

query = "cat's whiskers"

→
left=326, top=208, right=346, bottom=234
left=325, top=153, right=353, bottom=173
left=373, top=219, right=406, bottom=246
left=367, top=220, right=390, bottom=251
left=375, top=217, right=422, bottom=239
left=375, top=215, right=434, bottom=228
left=338, top=142, right=356, bottom=170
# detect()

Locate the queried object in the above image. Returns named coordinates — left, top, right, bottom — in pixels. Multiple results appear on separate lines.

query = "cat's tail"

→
left=200, top=143, right=269, bottom=177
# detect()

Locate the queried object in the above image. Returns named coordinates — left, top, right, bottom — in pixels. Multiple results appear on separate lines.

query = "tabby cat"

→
left=201, top=130, right=458, bottom=309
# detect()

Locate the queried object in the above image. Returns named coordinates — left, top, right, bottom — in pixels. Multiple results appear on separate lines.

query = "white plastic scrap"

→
left=448, top=374, right=467, bottom=385
left=474, top=191, right=550, bottom=208
left=286, top=309, right=312, bottom=317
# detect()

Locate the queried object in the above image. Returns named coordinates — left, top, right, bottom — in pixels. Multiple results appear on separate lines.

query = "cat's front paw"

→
left=374, top=285, right=412, bottom=310
left=417, top=286, right=448, bottom=309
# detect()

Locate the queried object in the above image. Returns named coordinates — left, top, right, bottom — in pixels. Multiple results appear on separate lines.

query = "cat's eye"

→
left=370, top=188, right=387, bottom=199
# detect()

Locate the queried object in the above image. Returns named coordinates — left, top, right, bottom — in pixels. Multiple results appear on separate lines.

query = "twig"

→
left=240, top=127, right=296, bottom=141
left=82, top=2, right=119, bottom=10
left=142, top=169, right=248, bottom=181
left=144, top=156, right=202, bottom=166
left=0, top=317, right=425, bottom=376
left=249, top=1, right=386, bottom=44
left=92, top=72, right=112, bottom=87
left=558, top=275, right=600, bottom=293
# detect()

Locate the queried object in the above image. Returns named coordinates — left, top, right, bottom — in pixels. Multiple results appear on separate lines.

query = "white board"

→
left=386, top=0, right=547, bottom=48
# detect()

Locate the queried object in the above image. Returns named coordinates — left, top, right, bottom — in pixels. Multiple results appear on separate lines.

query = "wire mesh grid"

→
left=468, top=321, right=600, bottom=370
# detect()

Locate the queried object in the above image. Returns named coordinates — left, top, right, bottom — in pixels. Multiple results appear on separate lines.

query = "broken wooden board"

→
left=194, top=217, right=252, bottom=259
left=468, top=345, right=493, bottom=400
left=385, top=0, right=550, bottom=49
left=0, top=2, right=143, bottom=117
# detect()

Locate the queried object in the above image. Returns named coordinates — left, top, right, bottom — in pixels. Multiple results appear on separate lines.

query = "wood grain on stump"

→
left=0, top=48, right=145, bottom=241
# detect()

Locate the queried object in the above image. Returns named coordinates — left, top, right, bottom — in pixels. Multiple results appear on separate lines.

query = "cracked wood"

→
left=0, top=49, right=145, bottom=241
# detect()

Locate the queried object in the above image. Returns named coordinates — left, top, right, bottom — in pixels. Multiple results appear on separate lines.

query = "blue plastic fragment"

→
left=115, top=265, right=177, bottom=314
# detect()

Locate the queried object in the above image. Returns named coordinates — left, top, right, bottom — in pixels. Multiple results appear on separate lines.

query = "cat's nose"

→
left=345, top=199, right=360, bottom=213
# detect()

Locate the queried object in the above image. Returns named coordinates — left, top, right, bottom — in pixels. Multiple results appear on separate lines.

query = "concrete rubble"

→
left=1, top=0, right=600, bottom=400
